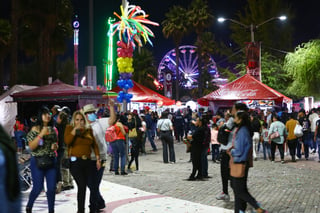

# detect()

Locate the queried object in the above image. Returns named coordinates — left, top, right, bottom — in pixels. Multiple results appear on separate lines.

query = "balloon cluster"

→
left=111, top=2, right=158, bottom=104
left=116, top=40, right=134, bottom=103
left=117, top=91, right=133, bottom=103
left=116, top=41, right=134, bottom=73
left=110, top=3, right=159, bottom=48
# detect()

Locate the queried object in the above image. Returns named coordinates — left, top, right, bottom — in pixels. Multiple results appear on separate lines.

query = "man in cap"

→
left=51, top=105, right=61, bottom=126
left=82, top=100, right=116, bottom=212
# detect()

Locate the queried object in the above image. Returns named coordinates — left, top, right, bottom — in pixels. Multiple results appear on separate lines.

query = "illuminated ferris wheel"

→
left=157, top=45, right=219, bottom=89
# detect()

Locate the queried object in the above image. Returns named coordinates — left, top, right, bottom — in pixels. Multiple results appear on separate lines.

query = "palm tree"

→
left=194, top=32, right=219, bottom=95
left=187, top=0, right=214, bottom=97
left=230, top=0, right=293, bottom=57
left=18, top=0, right=73, bottom=85
left=162, top=6, right=190, bottom=100
left=132, top=48, right=157, bottom=89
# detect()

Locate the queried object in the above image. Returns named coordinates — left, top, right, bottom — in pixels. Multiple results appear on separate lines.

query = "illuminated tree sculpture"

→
left=110, top=1, right=159, bottom=104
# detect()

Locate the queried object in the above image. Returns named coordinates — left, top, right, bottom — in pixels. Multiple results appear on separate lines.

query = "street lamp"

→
left=217, top=15, right=287, bottom=42
left=217, top=15, right=286, bottom=81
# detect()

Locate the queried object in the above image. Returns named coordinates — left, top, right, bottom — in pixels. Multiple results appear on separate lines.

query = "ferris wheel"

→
left=157, top=45, right=219, bottom=89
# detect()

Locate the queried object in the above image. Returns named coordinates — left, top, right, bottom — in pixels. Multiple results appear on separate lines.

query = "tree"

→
left=162, top=5, right=189, bottom=100
left=230, top=0, right=293, bottom=54
left=132, top=48, right=158, bottom=91
left=236, top=51, right=291, bottom=95
left=18, top=0, right=73, bottom=85
left=0, top=19, right=11, bottom=86
left=187, top=0, right=214, bottom=97
left=194, top=31, right=219, bottom=96
left=284, top=39, right=320, bottom=98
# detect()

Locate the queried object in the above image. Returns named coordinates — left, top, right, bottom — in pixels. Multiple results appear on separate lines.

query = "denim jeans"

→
left=27, top=156, right=57, bottom=212
left=147, top=129, right=157, bottom=151
left=297, top=132, right=311, bottom=159
left=110, top=139, right=126, bottom=172
left=211, top=144, right=220, bottom=161
left=262, top=141, right=271, bottom=160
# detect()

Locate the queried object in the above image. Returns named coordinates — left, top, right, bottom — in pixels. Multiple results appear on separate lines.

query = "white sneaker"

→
left=216, top=192, right=230, bottom=201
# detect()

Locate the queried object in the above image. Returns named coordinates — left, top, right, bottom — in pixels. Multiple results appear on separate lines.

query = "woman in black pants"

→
left=228, top=111, right=266, bottom=213
left=187, top=116, right=207, bottom=180
left=157, top=111, right=175, bottom=164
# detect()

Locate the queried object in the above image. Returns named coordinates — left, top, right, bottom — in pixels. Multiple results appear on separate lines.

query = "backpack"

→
left=105, top=125, right=117, bottom=142
left=217, top=125, right=232, bottom=145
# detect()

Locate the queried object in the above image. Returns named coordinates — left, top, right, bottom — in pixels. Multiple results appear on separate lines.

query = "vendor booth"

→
left=11, top=79, right=105, bottom=121
left=198, top=74, right=292, bottom=112
left=110, top=81, right=175, bottom=110
left=0, top=85, right=38, bottom=135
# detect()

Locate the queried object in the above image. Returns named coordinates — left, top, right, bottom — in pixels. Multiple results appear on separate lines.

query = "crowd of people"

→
left=2, top=100, right=320, bottom=213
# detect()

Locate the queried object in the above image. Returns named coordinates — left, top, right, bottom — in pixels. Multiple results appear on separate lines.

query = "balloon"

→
left=124, top=84, right=130, bottom=90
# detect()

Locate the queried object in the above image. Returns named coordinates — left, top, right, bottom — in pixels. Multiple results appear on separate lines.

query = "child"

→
left=211, top=123, right=220, bottom=163
left=261, top=122, right=271, bottom=160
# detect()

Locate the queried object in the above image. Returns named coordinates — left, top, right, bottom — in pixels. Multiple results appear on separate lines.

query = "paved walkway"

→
left=22, top=139, right=320, bottom=212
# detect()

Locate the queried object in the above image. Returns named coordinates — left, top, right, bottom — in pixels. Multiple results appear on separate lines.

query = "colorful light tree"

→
left=109, top=1, right=159, bottom=104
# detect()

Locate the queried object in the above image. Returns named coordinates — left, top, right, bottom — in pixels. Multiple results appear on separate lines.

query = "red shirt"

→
left=114, top=124, right=126, bottom=140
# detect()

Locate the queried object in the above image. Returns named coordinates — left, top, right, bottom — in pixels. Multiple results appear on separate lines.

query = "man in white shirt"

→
left=83, top=100, right=116, bottom=213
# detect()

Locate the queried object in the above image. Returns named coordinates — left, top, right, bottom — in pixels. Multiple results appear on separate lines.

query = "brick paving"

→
left=104, top=139, right=320, bottom=213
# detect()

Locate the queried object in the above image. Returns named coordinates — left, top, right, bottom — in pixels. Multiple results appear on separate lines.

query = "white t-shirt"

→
left=90, top=117, right=109, bottom=160
left=157, top=119, right=172, bottom=131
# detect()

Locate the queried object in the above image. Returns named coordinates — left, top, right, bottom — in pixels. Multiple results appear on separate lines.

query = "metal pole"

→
left=250, top=23, right=255, bottom=42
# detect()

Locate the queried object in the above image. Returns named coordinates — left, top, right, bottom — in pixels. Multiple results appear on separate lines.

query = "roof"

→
left=110, top=81, right=175, bottom=106
left=11, top=79, right=103, bottom=102
left=0, top=85, right=38, bottom=102
left=198, top=74, right=292, bottom=105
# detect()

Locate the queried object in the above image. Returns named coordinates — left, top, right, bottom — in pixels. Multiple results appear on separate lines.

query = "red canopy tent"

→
left=198, top=74, right=292, bottom=107
left=12, top=79, right=103, bottom=104
left=110, top=81, right=175, bottom=106
left=11, top=80, right=105, bottom=118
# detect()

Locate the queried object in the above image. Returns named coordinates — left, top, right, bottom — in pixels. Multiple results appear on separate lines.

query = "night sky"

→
left=2, top=0, right=320, bottom=85
left=72, top=0, right=319, bottom=84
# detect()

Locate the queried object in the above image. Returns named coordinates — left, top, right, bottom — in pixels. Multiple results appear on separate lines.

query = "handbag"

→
left=35, top=155, right=55, bottom=170
left=294, top=123, right=303, bottom=137
left=270, top=131, right=280, bottom=139
left=129, top=128, right=137, bottom=138
left=229, top=157, right=246, bottom=178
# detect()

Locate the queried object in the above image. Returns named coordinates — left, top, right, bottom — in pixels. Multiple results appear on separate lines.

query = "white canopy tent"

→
left=0, top=85, right=38, bottom=136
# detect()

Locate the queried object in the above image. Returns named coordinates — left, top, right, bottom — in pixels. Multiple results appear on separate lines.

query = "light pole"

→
left=217, top=16, right=286, bottom=81
left=217, top=16, right=286, bottom=42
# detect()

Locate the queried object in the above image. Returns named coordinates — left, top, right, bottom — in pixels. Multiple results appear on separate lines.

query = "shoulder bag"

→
left=129, top=119, right=138, bottom=138
left=294, top=122, right=303, bottom=137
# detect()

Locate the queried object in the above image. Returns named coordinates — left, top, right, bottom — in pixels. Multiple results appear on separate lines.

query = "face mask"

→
left=88, top=113, right=97, bottom=122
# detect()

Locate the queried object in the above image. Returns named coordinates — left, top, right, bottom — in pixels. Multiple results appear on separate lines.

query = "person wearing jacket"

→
left=228, top=110, right=266, bottom=213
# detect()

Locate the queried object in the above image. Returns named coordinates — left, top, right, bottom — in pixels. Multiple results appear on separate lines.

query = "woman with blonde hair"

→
left=64, top=110, right=101, bottom=213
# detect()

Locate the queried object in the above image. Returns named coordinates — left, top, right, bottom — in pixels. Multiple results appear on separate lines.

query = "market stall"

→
left=198, top=74, right=292, bottom=112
